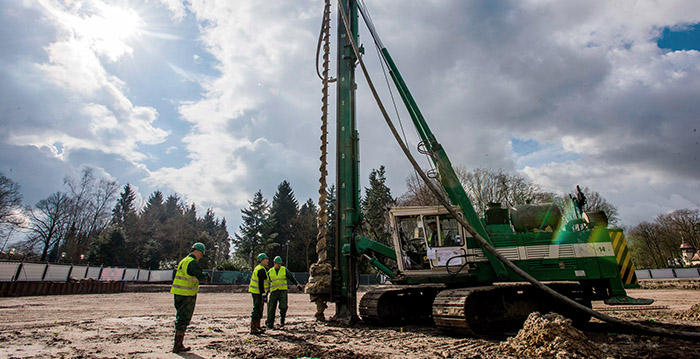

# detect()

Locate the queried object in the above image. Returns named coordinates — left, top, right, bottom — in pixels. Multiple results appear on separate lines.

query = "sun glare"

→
left=70, top=2, right=144, bottom=60
left=91, top=4, right=142, bottom=41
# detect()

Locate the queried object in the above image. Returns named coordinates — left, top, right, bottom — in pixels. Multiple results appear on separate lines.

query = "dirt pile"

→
left=675, top=302, right=700, bottom=320
left=499, top=312, right=606, bottom=358
left=305, top=263, right=331, bottom=295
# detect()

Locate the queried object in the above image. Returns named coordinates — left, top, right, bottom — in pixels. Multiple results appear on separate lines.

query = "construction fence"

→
left=0, top=260, right=383, bottom=285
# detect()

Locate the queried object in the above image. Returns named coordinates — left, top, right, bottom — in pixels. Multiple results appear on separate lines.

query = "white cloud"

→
left=4, top=1, right=169, bottom=164
left=147, top=1, right=321, bottom=216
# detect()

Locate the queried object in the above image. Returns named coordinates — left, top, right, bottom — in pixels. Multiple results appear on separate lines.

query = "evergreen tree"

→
left=362, top=166, right=395, bottom=246
left=294, top=198, right=318, bottom=271
left=112, top=184, right=137, bottom=227
left=111, top=184, right=141, bottom=266
left=233, top=190, right=277, bottom=268
left=139, top=191, right=167, bottom=268
left=270, top=180, right=299, bottom=260
left=87, top=227, right=126, bottom=266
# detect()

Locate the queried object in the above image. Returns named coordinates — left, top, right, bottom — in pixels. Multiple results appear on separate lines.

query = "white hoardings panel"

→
left=86, top=266, right=101, bottom=279
left=123, top=268, right=138, bottom=281
left=44, top=264, right=72, bottom=281
left=17, top=263, right=46, bottom=281
left=70, top=266, right=88, bottom=279
left=650, top=268, right=675, bottom=279
left=634, top=269, right=651, bottom=279
left=674, top=268, right=700, bottom=278
left=137, top=269, right=150, bottom=282
left=148, top=270, right=174, bottom=282
left=100, top=267, right=125, bottom=281
left=0, top=262, right=19, bottom=281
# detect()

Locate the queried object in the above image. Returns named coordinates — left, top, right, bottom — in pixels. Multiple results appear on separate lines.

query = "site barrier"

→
left=2, top=260, right=698, bottom=285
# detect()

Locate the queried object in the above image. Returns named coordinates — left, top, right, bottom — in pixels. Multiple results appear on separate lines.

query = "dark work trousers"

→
left=174, top=294, right=197, bottom=330
left=251, top=293, right=264, bottom=321
left=266, top=290, right=288, bottom=328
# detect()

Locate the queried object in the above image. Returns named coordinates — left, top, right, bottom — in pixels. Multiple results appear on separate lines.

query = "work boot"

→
left=250, top=320, right=265, bottom=335
left=172, top=330, right=191, bottom=353
left=279, top=316, right=285, bottom=329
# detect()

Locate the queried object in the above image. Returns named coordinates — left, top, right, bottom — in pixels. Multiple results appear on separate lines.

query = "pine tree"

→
left=270, top=180, right=299, bottom=260
left=294, top=198, right=318, bottom=271
left=112, top=184, right=137, bottom=227
left=233, top=190, right=277, bottom=268
left=362, top=166, right=395, bottom=246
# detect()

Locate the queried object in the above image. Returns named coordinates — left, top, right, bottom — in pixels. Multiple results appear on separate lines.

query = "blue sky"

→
left=1, top=1, right=700, bottom=244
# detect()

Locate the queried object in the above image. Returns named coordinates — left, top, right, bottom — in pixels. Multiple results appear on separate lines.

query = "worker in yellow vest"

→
left=170, top=242, right=211, bottom=353
left=248, top=252, right=270, bottom=334
left=266, top=256, right=303, bottom=329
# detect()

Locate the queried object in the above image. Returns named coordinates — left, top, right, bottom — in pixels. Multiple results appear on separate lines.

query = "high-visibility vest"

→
left=268, top=266, right=288, bottom=292
left=428, top=230, right=437, bottom=247
left=170, top=256, right=199, bottom=296
left=248, top=264, right=270, bottom=294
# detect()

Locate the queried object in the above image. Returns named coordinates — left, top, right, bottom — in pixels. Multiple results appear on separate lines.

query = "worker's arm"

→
left=186, top=255, right=209, bottom=281
left=285, top=270, right=300, bottom=286
left=258, top=268, right=268, bottom=294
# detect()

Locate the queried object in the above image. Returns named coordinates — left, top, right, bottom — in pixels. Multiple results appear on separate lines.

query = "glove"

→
left=262, top=294, right=268, bottom=303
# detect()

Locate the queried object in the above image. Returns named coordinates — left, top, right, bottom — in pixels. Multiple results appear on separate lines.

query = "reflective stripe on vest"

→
left=268, top=266, right=288, bottom=292
left=248, top=264, right=270, bottom=294
left=170, top=256, right=199, bottom=296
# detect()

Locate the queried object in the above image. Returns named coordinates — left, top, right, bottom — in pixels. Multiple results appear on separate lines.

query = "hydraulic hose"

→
left=337, top=0, right=700, bottom=340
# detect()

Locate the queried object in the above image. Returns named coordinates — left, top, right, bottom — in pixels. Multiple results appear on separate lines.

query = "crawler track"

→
left=359, top=286, right=441, bottom=325
left=432, top=283, right=593, bottom=336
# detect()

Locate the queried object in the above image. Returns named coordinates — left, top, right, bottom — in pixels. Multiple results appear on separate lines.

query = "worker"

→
left=427, top=221, right=439, bottom=247
left=266, top=256, right=303, bottom=329
left=170, top=242, right=211, bottom=353
left=249, top=252, right=270, bottom=334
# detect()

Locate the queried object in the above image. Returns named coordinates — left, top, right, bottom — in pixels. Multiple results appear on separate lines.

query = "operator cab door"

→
left=423, top=214, right=466, bottom=269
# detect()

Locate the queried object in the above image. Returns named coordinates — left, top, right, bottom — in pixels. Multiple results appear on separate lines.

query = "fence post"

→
left=13, top=261, right=23, bottom=282
left=67, top=264, right=73, bottom=282
left=147, top=268, right=151, bottom=282
left=98, top=265, right=104, bottom=281
left=41, top=262, right=49, bottom=281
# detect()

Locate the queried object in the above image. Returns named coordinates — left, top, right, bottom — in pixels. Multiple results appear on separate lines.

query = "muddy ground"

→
left=0, top=288, right=699, bottom=358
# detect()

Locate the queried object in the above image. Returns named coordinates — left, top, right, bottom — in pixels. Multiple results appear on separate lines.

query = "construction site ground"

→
left=1, top=287, right=699, bottom=359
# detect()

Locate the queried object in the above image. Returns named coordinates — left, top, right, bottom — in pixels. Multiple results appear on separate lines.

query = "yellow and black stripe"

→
left=608, top=229, right=639, bottom=287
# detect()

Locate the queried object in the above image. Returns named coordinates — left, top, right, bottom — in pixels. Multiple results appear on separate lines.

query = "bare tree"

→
left=62, top=168, right=118, bottom=261
left=662, top=209, right=700, bottom=249
left=0, top=174, right=24, bottom=232
left=396, top=171, right=443, bottom=206
left=626, top=209, right=700, bottom=269
left=627, top=221, right=665, bottom=268
left=398, top=167, right=550, bottom=215
left=27, top=192, right=72, bottom=261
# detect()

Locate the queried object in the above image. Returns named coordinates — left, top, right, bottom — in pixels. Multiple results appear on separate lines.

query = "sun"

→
left=76, top=2, right=144, bottom=60
left=94, top=3, right=142, bottom=41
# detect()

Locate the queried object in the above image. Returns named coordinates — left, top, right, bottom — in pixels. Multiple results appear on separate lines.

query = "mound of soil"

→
left=675, top=302, right=700, bottom=320
left=499, top=312, right=606, bottom=358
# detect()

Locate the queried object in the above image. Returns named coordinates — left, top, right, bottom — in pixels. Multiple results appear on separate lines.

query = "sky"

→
left=1, top=0, right=699, bottom=243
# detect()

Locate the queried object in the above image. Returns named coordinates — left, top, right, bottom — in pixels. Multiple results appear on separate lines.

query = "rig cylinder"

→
left=510, top=204, right=562, bottom=232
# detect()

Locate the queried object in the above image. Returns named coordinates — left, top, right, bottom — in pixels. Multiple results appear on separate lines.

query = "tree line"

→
left=2, top=165, right=698, bottom=271
left=0, top=169, right=230, bottom=269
